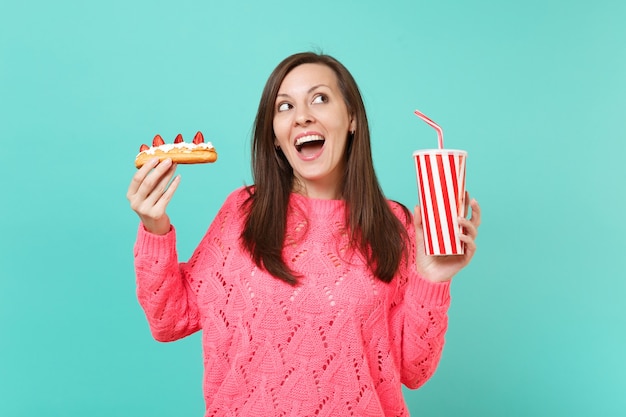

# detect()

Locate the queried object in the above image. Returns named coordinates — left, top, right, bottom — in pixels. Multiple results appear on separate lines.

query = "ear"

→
left=349, top=117, right=357, bottom=134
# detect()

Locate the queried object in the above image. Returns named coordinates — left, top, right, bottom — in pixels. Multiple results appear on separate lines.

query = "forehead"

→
left=278, top=63, right=339, bottom=93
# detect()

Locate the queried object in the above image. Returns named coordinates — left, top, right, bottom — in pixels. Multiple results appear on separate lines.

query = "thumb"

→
left=413, top=205, right=423, bottom=230
left=413, top=205, right=427, bottom=265
left=413, top=206, right=426, bottom=245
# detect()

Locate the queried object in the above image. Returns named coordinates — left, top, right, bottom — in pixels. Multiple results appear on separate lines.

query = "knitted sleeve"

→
left=133, top=189, right=244, bottom=342
left=133, top=224, right=201, bottom=342
left=388, top=203, right=451, bottom=389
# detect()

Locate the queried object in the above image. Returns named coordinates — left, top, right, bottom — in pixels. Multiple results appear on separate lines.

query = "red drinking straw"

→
left=414, top=110, right=444, bottom=149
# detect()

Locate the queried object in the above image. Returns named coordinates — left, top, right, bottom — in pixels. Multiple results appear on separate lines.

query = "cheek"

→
left=273, top=118, right=288, bottom=141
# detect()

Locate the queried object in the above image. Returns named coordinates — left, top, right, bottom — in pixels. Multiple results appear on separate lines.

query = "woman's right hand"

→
left=126, top=157, right=181, bottom=235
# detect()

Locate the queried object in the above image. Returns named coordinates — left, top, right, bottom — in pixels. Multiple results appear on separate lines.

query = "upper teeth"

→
left=295, top=135, right=324, bottom=146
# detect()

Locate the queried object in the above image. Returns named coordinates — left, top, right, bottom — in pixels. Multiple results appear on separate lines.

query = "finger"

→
left=459, top=232, right=477, bottom=258
left=143, top=161, right=178, bottom=207
left=413, top=206, right=427, bottom=243
left=464, top=191, right=470, bottom=217
left=458, top=216, right=478, bottom=239
left=135, top=158, right=175, bottom=201
left=152, top=174, right=181, bottom=214
left=413, top=206, right=423, bottom=228
left=413, top=206, right=428, bottom=262
left=127, top=157, right=159, bottom=200
left=469, top=199, right=481, bottom=227
left=129, top=160, right=176, bottom=215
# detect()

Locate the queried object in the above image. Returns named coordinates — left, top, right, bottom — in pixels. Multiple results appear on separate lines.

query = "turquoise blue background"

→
left=1, top=0, right=625, bottom=415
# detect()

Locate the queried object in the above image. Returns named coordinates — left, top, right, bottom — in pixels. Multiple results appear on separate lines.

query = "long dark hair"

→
left=242, top=52, right=409, bottom=285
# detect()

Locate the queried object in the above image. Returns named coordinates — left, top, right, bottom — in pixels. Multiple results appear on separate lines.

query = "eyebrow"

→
left=276, top=83, right=331, bottom=98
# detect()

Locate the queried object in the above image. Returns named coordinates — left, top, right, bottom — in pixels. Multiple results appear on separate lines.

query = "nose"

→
left=294, top=106, right=314, bottom=126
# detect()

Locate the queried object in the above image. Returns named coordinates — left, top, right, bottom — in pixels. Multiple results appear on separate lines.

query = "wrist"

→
left=417, top=265, right=454, bottom=283
left=421, top=273, right=453, bottom=283
left=141, top=217, right=171, bottom=235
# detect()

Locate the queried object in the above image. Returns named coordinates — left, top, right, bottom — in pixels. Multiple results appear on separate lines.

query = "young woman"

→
left=127, top=52, right=481, bottom=416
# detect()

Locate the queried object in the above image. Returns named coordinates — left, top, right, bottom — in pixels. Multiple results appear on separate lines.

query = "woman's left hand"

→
left=413, top=193, right=481, bottom=283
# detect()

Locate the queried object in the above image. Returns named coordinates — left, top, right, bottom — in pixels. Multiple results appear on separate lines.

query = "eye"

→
left=312, top=94, right=328, bottom=104
left=277, top=102, right=292, bottom=112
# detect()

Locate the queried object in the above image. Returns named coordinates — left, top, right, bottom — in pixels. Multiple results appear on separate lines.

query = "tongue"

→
left=299, top=140, right=324, bottom=157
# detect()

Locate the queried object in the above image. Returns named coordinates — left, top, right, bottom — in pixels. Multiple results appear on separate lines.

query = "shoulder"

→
left=222, top=186, right=254, bottom=209
left=210, top=187, right=253, bottom=225
left=208, top=187, right=253, bottom=235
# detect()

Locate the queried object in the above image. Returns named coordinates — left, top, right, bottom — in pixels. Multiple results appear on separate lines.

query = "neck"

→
left=292, top=178, right=342, bottom=200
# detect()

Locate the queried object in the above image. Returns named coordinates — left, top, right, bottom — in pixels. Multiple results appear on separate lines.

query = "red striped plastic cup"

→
left=413, top=149, right=467, bottom=256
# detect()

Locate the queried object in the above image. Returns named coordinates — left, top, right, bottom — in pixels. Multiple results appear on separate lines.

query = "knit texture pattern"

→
left=134, top=187, right=451, bottom=417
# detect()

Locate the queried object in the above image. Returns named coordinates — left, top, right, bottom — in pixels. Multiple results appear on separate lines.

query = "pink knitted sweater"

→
left=134, top=187, right=451, bottom=417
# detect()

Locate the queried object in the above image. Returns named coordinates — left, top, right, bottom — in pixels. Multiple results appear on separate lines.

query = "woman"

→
left=127, top=52, right=481, bottom=416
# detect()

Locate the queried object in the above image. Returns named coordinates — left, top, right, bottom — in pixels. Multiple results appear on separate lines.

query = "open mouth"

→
left=295, top=134, right=325, bottom=157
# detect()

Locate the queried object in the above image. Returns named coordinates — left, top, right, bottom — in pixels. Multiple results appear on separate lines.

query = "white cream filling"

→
left=138, top=142, right=215, bottom=156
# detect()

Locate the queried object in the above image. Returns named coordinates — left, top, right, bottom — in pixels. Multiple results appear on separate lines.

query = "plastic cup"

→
left=413, top=149, right=467, bottom=256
